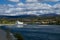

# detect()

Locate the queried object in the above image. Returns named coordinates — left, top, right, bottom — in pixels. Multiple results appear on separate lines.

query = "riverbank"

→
left=0, top=24, right=60, bottom=26
left=0, top=24, right=14, bottom=26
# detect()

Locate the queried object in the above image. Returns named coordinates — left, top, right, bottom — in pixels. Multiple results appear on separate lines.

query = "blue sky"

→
left=0, top=0, right=59, bottom=5
left=0, top=0, right=26, bottom=4
left=0, top=0, right=18, bottom=4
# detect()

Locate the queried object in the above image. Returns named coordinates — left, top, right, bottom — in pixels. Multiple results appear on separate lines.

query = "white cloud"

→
left=0, top=3, right=53, bottom=16
left=0, top=1, right=60, bottom=16
left=5, top=9, right=13, bottom=13
left=17, top=2, right=25, bottom=7
left=26, top=0, right=38, bottom=2
left=38, top=0, right=60, bottom=2
left=45, top=0, right=60, bottom=2
left=53, top=3, right=60, bottom=8
left=26, top=0, right=60, bottom=2
left=4, top=4, right=53, bottom=15
left=9, top=0, right=19, bottom=2
left=25, top=3, right=52, bottom=10
left=8, top=4, right=14, bottom=7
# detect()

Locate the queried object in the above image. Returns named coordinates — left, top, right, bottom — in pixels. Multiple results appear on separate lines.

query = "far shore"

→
left=0, top=24, right=15, bottom=26
left=0, top=24, right=59, bottom=26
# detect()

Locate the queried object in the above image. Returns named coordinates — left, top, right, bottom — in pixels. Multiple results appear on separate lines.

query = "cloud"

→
left=24, top=3, right=52, bottom=10
left=9, top=0, right=19, bottom=2
left=45, top=0, right=60, bottom=2
left=26, top=0, right=60, bottom=2
left=0, top=0, right=60, bottom=16
left=17, top=2, right=25, bottom=7
left=4, top=3, right=53, bottom=15
left=26, top=0, right=38, bottom=2
left=7, top=4, right=14, bottom=7
left=0, top=3, right=53, bottom=16
left=53, top=3, right=60, bottom=8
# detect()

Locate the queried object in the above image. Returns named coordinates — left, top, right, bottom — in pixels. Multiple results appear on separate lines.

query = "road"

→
left=0, top=30, right=8, bottom=40
left=0, top=29, right=16, bottom=40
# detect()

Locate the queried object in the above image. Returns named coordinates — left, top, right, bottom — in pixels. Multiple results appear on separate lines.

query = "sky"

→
left=0, top=0, right=59, bottom=4
left=0, top=0, right=60, bottom=16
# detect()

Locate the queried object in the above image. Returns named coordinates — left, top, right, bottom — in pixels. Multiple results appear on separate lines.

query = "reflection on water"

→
left=1, top=25, right=60, bottom=40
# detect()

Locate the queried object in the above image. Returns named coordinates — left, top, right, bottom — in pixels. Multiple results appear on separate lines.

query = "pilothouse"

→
left=16, top=21, right=24, bottom=25
left=15, top=21, right=27, bottom=28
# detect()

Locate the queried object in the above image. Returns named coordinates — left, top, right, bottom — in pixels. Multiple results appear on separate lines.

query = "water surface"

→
left=1, top=25, right=60, bottom=40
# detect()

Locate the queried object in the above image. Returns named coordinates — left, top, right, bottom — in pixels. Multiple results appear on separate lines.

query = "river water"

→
left=1, top=25, right=60, bottom=40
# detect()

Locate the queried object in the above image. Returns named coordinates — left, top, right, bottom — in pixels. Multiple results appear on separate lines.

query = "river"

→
left=1, top=25, right=60, bottom=40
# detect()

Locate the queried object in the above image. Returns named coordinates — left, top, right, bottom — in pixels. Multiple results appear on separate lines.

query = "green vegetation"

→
left=0, top=16, right=60, bottom=25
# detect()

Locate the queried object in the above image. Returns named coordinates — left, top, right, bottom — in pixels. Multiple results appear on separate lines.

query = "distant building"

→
left=41, top=21, right=49, bottom=24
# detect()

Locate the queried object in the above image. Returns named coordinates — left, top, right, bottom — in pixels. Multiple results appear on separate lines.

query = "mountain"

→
left=40, top=13, right=59, bottom=17
left=0, top=14, right=38, bottom=18
left=0, top=13, right=60, bottom=18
